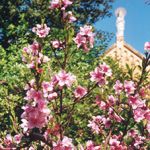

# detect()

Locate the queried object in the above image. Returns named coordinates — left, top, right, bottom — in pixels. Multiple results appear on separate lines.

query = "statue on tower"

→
left=115, top=7, right=126, bottom=37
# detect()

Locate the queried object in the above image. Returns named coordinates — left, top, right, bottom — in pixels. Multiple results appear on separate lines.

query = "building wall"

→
left=104, top=44, right=143, bottom=78
left=104, top=43, right=150, bottom=99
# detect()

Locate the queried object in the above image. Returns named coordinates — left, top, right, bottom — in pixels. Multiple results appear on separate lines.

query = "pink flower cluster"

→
left=96, top=95, right=117, bottom=110
left=51, top=40, right=65, bottom=49
left=63, top=11, right=76, bottom=23
left=32, top=24, right=50, bottom=38
left=85, top=141, right=101, bottom=150
left=109, top=135, right=127, bottom=150
left=42, top=81, right=58, bottom=101
left=21, top=79, right=53, bottom=132
left=22, top=41, right=50, bottom=70
left=113, top=80, right=135, bottom=95
left=53, top=136, right=75, bottom=150
left=109, top=107, right=124, bottom=122
left=113, top=80, right=150, bottom=133
left=74, top=86, right=87, bottom=98
left=95, top=95, right=123, bottom=123
left=90, top=63, right=112, bottom=86
left=2, top=134, right=22, bottom=149
left=55, top=70, right=76, bottom=88
left=144, top=42, right=150, bottom=51
left=74, top=25, right=95, bottom=52
left=21, top=70, right=76, bottom=132
left=21, top=103, right=51, bottom=131
left=88, top=115, right=111, bottom=134
left=50, top=0, right=76, bottom=31
left=128, top=95, right=150, bottom=126
left=127, top=129, right=145, bottom=148
left=49, top=0, right=72, bottom=10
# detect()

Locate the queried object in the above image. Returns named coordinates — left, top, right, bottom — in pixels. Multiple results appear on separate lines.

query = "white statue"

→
left=115, top=7, right=126, bottom=37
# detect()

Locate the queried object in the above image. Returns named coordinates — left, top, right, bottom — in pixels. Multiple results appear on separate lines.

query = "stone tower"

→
left=115, top=7, right=126, bottom=48
left=103, top=7, right=150, bottom=98
left=104, top=7, right=143, bottom=70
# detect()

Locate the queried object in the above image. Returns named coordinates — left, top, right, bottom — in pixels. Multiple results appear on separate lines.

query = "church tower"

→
left=104, top=7, right=143, bottom=69
left=103, top=7, right=150, bottom=99
left=115, top=7, right=126, bottom=48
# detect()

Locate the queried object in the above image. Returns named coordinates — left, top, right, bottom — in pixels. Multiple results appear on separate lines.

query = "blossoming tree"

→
left=0, top=0, right=150, bottom=149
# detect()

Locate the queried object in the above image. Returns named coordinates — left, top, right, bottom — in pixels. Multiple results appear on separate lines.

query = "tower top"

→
left=115, top=7, right=126, bottom=37
left=115, top=7, right=126, bottom=18
left=115, top=7, right=127, bottom=47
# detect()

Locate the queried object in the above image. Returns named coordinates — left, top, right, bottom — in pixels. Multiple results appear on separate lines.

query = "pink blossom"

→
left=14, top=134, right=22, bottom=144
left=74, top=33, right=86, bottom=48
left=42, top=81, right=53, bottom=94
left=96, top=99, right=108, bottom=110
left=80, top=25, right=93, bottom=36
left=4, top=134, right=13, bottom=146
left=133, top=107, right=146, bottom=122
left=48, top=92, right=58, bottom=100
left=51, top=40, right=64, bottom=49
left=24, top=79, right=35, bottom=90
left=51, top=75, right=59, bottom=86
left=128, top=95, right=145, bottom=109
left=0, top=145, right=4, bottom=150
left=102, top=117, right=111, bottom=129
left=26, top=61, right=35, bottom=69
left=87, top=115, right=104, bottom=134
left=109, top=135, right=127, bottom=150
left=113, top=80, right=123, bottom=94
left=56, top=70, right=76, bottom=87
left=22, top=42, right=49, bottom=69
left=90, top=63, right=112, bottom=86
left=52, top=40, right=61, bottom=48
left=23, top=41, right=40, bottom=56
left=32, top=24, right=50, bottom=38
left=53, top=136, right=75, bottom=150
left=62, top=0, right=72, bottom=9
left=110, top=144, right=127, bottom=150
left=49, top=0, right=72, bottom=10
left=74, top=25, right=95, bottom=52
left=61, top=136, right=74, bottom=148
left=127, top=129, right=145, bottom=148
left=90, top=67, right=104, bottom=83
left=74, top=86, right=87, bottom=98
left=20, top=119, right=28, bottom=133
left=134, top=135, right=145, bottom=148
left=86, top=141, right=101, bottom=150
left=127, top=129, right=138, bottom=137
left=21, top=105, right=50, bottom=129
left=139, top=88, right=146, bottom=97
left=37, top=99, right=48, bottom=109
left=144, top=42, right=150, bottom=51
left=108, top=95, right=116, bottom=106
left=108, top=108, right=124, bottom=122
left=124, top=80, right=135, bottom=95
left=99, top=63, right=112, bottom=77
left=30, top=41, right=40, bottom=54
left=63, top=11, right=76, bottom=23
left=29, top=147, right=35, bottom=150
left=25, top=88, right=43, bottom=102
left=144, top=109, right=150, bottom=120
left=49, top=0, right=60, bottom=9
left=109, top=135, right=120, bottom=146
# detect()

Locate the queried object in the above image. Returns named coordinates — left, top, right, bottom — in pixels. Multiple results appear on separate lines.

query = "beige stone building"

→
left=103, top=7, right=150, bottom=98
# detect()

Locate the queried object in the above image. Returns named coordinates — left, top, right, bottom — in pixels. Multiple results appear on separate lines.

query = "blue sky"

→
left=95, top=0, right=150, bottom=53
